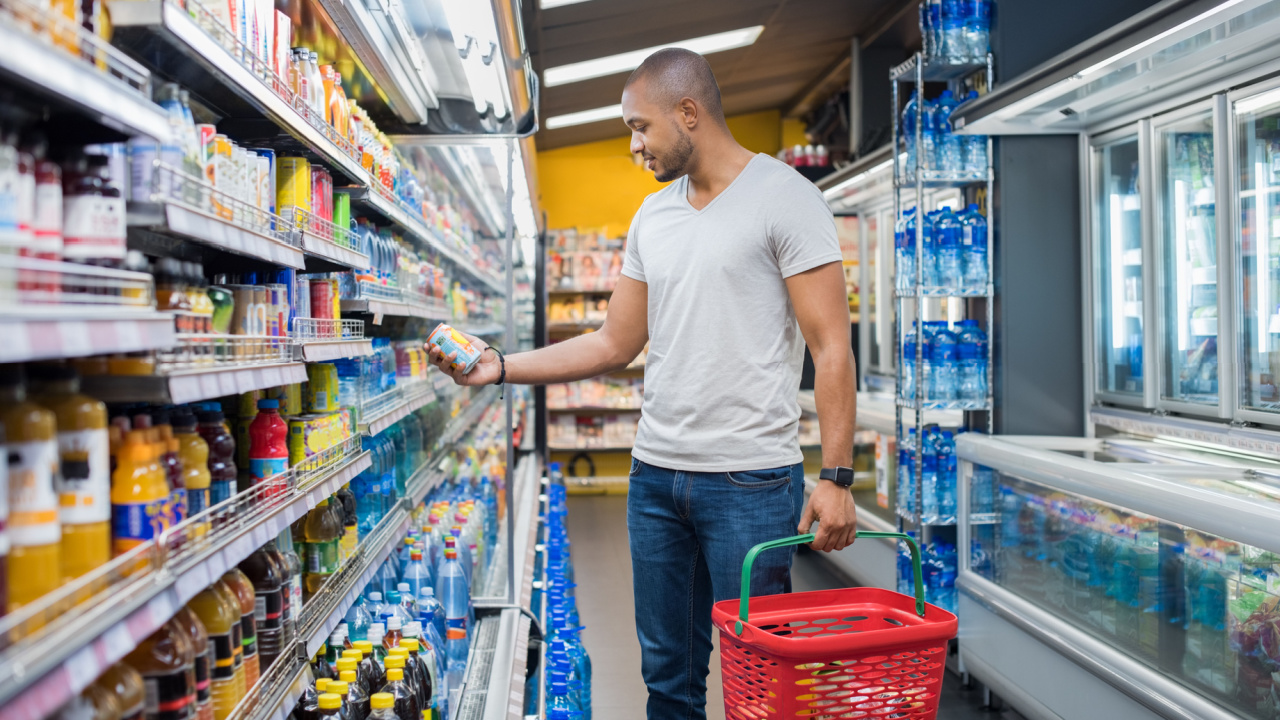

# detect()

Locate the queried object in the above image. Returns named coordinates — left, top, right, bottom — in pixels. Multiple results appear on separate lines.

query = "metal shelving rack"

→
left=890, top=51, right=995, bottom=532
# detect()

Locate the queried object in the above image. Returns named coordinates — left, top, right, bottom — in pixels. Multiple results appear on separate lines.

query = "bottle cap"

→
left=257, top=398, right=279, bottom=410
left=369, top=591, right=382, bottom=602
left=397, top=582, right=410, bottom=592
left=385, top=656, right=405, bottom=669
left=387, top=647, right=408, bottom=657
left=405, top=622, right=422, bottom=637
left=318, top=693, right=341, bottom=710
left=337, top=658, right=358, bottom=672
left=353, top=641, right=373, bottom=654
left=328, top=681, right=348, bottom=696
left=401, top=638, right=419, bottom=652
left=386, top=668, right=403, bottom=681
left=371, top=693, right=394, bottom=710
left=315, top=678, right=331, bottom=693
left=339, top=670, right=357, bottom=684
left=387, top=616, right=402, bottom=631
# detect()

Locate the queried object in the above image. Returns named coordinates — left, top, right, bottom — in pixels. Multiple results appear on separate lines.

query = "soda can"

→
left=428, top=323, right=483, bottom=375
left=310, top=278, right=333, bottom=320
left=333, top=191, right=350, bottom=246
left=276, top=157, right=311, bottom=223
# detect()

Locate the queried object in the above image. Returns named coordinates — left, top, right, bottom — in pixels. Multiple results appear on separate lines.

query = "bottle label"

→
left=9, top=439, right=62, bottom=547
left=210, top=632, right=235, bottom=679
left=210, top=480, right=234, bottom=506
left=290, top=578, right=302, bottom=623
left=963, top=226, right=973, bottom=246
left=307, top=539, right=340, bottom=574
left=230, top=621, right=244, bottom=667
left=193, top=644, right=212, bottom=704
left=255, top=589, right=283, bottom=629
left=142, top=668, right=194, bottom=720
left=249, top=456, right=288, bottom=484
left=0, top=164, right=19, bottom=232
left=188, top=487, right=210, bottom=518
left=55, top=428, right=111, bottom=525
left=121, top=700, right=144, bottom=720
left=112, top=500, right=168, bottom=548
left=241, top=612, right=258, bottom=658
left=62, top=195, right=126, bottom=261
left=166, top=488, right=188, bottom=527
left=33, top=182, right=62, bottom=253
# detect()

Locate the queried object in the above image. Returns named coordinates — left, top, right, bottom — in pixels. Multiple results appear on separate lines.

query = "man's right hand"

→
left=426, top=331, right=502, bottom=387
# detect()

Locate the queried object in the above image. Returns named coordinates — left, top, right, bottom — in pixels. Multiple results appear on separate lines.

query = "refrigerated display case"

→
left=1237, top=84, right=1280, bottom=415
left=957, top=434, right=1280, bottom=720
left=1093, top=132, right=1147, bottom=403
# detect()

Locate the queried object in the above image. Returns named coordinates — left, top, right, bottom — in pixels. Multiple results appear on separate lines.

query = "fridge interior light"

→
left=545, top=104, right=624, bottom=129
left=542, top=26, right=765, bottom=87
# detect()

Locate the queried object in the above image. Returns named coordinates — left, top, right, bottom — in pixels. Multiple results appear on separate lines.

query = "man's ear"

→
left=678, top=97, right=699, bottom=130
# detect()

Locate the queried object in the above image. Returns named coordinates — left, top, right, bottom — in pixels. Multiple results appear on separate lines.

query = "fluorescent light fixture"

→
left=540, top=0, right=592, bottom=8
left=546, top=104, right=624, bottom=129
left=821, top=156, right=896, bottom=200
left=543, top=26, right=765, bottom=87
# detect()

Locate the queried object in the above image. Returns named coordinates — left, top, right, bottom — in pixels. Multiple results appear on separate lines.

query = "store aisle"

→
left=566, top=494, right=1021, bottom=720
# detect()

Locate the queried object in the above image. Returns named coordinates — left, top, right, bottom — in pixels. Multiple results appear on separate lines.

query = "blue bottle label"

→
left=250, top=456, right=288, bottom=483
left=112, top=500, right=167, bottom=543
left=188, top=487, right=210, bottom=517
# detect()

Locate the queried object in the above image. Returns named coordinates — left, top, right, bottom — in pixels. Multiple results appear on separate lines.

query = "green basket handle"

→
left=734, top=531, right=925, bottom=635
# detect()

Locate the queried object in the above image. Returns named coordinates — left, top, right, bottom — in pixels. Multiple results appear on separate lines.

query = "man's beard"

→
left=653, top=127, right=694, bottom=183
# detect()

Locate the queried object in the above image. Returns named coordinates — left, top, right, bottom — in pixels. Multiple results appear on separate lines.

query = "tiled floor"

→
left=566, top=494, right=1024, bottom=720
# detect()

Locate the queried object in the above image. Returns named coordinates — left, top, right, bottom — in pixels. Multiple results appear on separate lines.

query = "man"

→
left=427, top=48, right=858, bottom=719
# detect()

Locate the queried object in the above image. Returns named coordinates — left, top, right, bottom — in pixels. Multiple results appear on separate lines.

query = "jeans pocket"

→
left=630, top=457, right=641, bottom=476
left=725, top=466, right=793, bottom=488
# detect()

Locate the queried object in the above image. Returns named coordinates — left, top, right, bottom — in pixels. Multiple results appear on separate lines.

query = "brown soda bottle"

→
left=376, top=667, right=418, bottom=720
left=123, top=619, right=196, bottom=720
left=173, top=606, right=214, bottom=720
left=338, top=670, right=368, bottom=720
left=238, top=547, right=284, bottom=669
left=296, top=677, right=330, bottom=720
left=221, top=569, right=260, bottom=689
left=264, top=538, right=296, bottom=647
left=316, top=693, right=343, bottom=719
left=352, top=641, right=384, bottom=694
left=95, top=662, right=145, bottom=720
left=187, top=584, right=242, bottom=720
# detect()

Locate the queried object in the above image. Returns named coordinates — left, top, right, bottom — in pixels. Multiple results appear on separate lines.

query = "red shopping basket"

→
left=712, top=531, right=958, bottom=720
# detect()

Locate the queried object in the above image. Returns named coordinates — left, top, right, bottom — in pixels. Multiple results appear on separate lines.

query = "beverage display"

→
left=1, top=369, right=62, bottom=611
left=188, top=585, right=243, bottom=720
left=919, top=0, right=991, bottom=63
left=899, top=93, right=988, bottom=182
left=248, top=399, right=289, bottom=484
left=173, top=606, right=214, bottom=720
left=123, top=619, right=197, bottom=720
left=221, top=569, right=261, bottom=689
left=239, top=547, right=285, bottom=669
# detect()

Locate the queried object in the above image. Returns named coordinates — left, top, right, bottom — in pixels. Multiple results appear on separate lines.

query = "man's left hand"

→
left=798, top=480, right=858, bottom=552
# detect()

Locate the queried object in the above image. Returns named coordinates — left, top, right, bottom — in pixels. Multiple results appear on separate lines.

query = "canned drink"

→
left=276, top=157, right=311, bottom=222
left=429, top=323, right=483, bottom=374
left=309, top=278, right=333, bottom=320
left=305, top=363, right=338, bottom=412
left=333, top=191, right=350, bottom=245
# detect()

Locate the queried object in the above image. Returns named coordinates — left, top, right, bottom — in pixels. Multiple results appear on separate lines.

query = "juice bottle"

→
left=96, top=662, right=145, bottom=720
left=124, top=619, right=196, bottom=720
left=173, top=409, right=211, bottom=535
left=221, top=569, right=260, bottom=690
left=0, top=370, right=61, bottom=612
left=262, top=539, right=294, bottom=648
left=28, top=364, right=110, bottom=582
left=383, top=616, right=403, bottom=651
left=173, top=606, right=214, bottom=720
left=111, top=430, right=167, bottom=557
left=213, top=579, right=247, bottom=701
left=248, top=399, right=288, bottom=487
left=276, top=529, right=303, bottom=639
left=188, top=585, right=242, bottom=720
left=321, top=66, right=336, bottom=126
left=151, top=408, right=186, bottom=529
left=238, top=547, right=284, bottom=670
left=67, top=677, right=121, bottom=720
left=195, top=409, right=236, bottom=507
left=302, top=498, right=342, bottom=601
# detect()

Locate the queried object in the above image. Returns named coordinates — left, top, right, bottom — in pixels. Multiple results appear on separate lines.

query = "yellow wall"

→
left=537, top=109, right=797, bottom=234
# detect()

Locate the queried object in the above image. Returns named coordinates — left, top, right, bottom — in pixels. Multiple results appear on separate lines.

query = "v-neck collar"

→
left=680, top=153, right=764, bottom=215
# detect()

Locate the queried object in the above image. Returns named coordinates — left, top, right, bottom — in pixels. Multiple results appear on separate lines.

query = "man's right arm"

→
left=426, top=275, right=649, bottom=386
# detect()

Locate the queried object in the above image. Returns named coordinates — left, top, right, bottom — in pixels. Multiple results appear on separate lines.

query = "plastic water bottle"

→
left=897, top=445, right=912, bottom=518
left=935, top=541, right=958, bottom=614
left=938, top=431, right=957, bottom=522
left=942, top=0, right=966, bottom=63
left=920, top=322, right=936, bottom=400
left=926, top=0, right=942, bottom=58
left=964, top=0, right=991, bottom=61
left=902, top=325, right=917, bottom=401
left=956, top=320, right=987, bottom=402
left=972, top=463, right=995, bottom=515
left=933, top=91, right=962, bottom=175
left=903, top=209, right=918, bottom=292
left=919, top=0, right=935, bottom=59
left=402, top=549, right=433, bottom=599
left=894, top=210, right=909, bottom=293
left=963, top=91, right=988, bottom=176
left=436, top=544, right=471, bottom=692
left=920, top=98, right=937, bottom=178
left=921, top=447, right=939, bottom=523
left=935, top=208, right=962, bottom=291
left=922, top=211, right=941, bottom=287
left=345, top=593, right=373, bottom=642
left=929, top=323, right=959, bottom=401
left=901, top=91, right=919, bottom=177
left=416, top=586, right=447, bottom=650
left=960, top=204, right=988, bottom=291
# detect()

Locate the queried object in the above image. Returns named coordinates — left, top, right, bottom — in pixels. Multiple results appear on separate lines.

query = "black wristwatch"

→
left=819, top=466, right=855, bottom=489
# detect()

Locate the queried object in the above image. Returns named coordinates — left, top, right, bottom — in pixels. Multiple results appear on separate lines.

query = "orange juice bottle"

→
left=188, top=586, right=243, bottom=720
left=222, top=569, right=261, bottom=689
left=124, top=619, right=197, bottom=720
left=30, top=364, right=111, bottom=582
left=174, top=605, right=214, bottom=720
left=0, top=371, right=62, bottom=612
left=95, top=662, right=145, bottom=720
left=110, top=431, right=167, bottom=557
left=321, top=65, right=336, bottom=126
left=173, top=410, right=211, bottom=537
left=213, top=579, right=248, bottom=703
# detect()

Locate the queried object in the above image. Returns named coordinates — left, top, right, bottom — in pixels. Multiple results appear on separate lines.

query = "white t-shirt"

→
left=621, top=153, right=843, bottom=472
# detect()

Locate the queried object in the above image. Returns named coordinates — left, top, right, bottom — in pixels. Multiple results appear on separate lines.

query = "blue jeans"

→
left=627, top=457, right=806, bottom=720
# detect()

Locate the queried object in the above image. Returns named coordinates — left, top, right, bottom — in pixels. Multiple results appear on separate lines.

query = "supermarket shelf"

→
left=296, top=339, right=374, bottom=363
left=548, top=321, right=604, bottom=332
left=0, top=447, right=371, bottom=720
left=108, top=0, right=370, bottom=186
left=343, top=187, right=505, bottom=295
left=0, top=3, right=172, bottom=141
left=891, top=52, right=989, bottom=82
left=359, top=383, right=436, bottom=436
left=82, top=361, right=309, bottom=404
left=339, top=295, right=452, bottom=323
left=895, top=285, right=993, bottom=298
left=893, top=174, right=992, bottom=189
left=128, top=201, right=307, bottom=270
left=298, top=229, right=371, bottom=271
left=0, top=309, right=176, bottom=363
left=547, top=405, right=641, bottom=414
left=895, top=397, right=992, bottom=412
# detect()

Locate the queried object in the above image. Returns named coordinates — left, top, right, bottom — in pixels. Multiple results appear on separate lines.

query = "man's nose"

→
left=630, top=132, right=644, bottom=156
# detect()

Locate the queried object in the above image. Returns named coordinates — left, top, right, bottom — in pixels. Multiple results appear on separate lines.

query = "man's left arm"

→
left=786, top=261, right=858, bottom=552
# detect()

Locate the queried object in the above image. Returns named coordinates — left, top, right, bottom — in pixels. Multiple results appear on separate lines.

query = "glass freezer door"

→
left=1094, top=136, right=1145, bottom=398
left=1237, top=89, right=1280, bottom=413
left=1158, top=111, right=1219, bottom=407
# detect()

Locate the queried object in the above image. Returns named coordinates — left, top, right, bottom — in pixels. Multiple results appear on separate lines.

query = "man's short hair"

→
left=624, top=48, right=725, bottom=123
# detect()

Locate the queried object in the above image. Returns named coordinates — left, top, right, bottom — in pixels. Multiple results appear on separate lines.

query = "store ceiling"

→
left=527, top=0, right=913, bottom=150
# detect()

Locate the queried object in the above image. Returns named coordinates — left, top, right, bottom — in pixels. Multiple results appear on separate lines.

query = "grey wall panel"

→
left=991, top=0, right=1165, bottom=80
